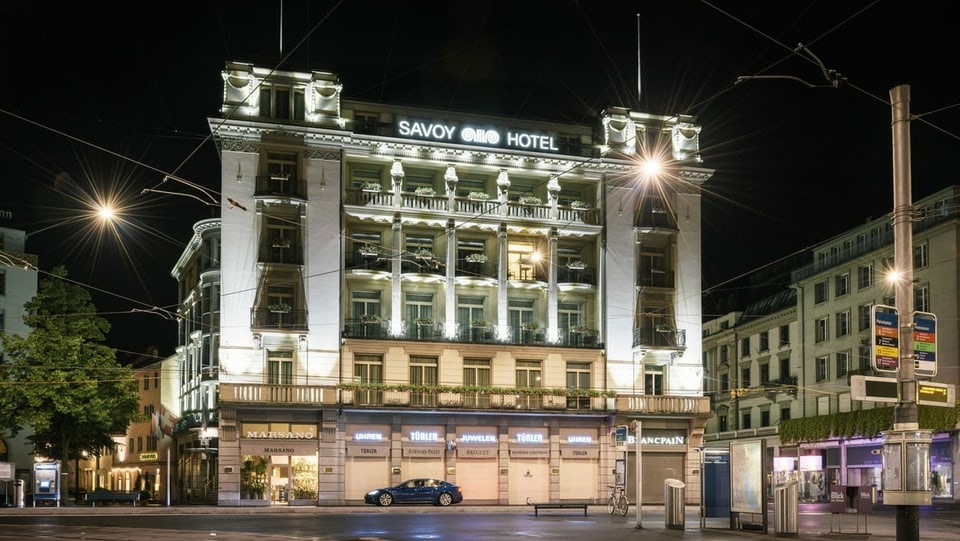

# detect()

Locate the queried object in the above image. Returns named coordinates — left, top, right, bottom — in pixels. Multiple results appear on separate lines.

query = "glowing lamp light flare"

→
left=639, top=159, right=664, bottom=179
left=97, top=206, right=115, bottom=221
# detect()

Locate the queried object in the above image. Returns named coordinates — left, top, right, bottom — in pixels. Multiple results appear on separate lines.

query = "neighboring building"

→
left=0, top=227, right=39, bottom=504
left=703, top=185, right=960, bottom=503
left=179, top=60, right=714, bottom=507
left=170, top=218, right=221, bottom=503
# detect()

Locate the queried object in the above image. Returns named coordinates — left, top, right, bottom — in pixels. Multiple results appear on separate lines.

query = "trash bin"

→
left=14, top=480, right=24, bottom=509
left=774, top=481, right=798, bottom=537
left=664, top=478, right=686, bottom=530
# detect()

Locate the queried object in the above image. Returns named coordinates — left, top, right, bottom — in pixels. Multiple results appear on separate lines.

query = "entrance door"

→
left=269, top=456, right=290, bottom=504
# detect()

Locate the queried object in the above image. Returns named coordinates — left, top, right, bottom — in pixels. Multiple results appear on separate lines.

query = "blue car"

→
left=364, top=478, right=464, bottom=506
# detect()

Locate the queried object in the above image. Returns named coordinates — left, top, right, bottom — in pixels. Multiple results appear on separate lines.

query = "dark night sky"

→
left=2, top=1, right=959, bottom=359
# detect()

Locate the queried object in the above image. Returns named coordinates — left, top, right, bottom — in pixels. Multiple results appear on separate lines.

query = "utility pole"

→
left=884, top=83, right=930, bottom=541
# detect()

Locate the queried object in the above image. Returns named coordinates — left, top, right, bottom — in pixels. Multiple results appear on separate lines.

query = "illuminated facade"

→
left=703, top=185, right=960, bottom=503
left=195, top=61, right=714, bottom=506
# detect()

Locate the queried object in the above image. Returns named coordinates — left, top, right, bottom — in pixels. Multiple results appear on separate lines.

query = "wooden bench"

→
left=84, top=489, right=140, bottom=507
left=526, top=498, right=589, bottom=516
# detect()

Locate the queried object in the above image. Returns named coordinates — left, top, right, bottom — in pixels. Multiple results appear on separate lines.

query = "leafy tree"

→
left=0, top=265, right=142, bottom=500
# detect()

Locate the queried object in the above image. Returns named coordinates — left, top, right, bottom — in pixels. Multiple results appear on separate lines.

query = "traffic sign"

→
left=913, top=311, right=937, bottom=377
left=872, top=305, right=899, bottom=372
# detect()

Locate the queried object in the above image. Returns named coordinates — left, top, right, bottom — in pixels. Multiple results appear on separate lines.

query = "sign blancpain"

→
left=397, top=120, right=559, bottom=152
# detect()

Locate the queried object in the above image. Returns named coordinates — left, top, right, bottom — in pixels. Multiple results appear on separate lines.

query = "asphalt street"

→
left=1, top=503, right=959, bottom=541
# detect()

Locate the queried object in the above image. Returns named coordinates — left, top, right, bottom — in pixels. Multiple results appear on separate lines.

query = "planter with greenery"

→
left=519, top=196, right=542, bottom=205
left=268, top=303, right=291, bottom=313
left=468, top=191, right=490, bottom=200
left=414, top=186, right=436, bottom=196
left=466, top=253, right=488, bottom=263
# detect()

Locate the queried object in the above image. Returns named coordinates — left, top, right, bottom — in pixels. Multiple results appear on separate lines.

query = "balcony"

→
left=341, top=321, right=602, bottom=349
left=251, top=307, right=308, bottom=331
left=637, top=268, right=674, bottom=288
left=345, top=190, right=601, bottom=226
left=632, top=326, right=686, bottom=348
left=219, top=383, right=708, bottom=416
left=254, top=174, right=307, bottom=199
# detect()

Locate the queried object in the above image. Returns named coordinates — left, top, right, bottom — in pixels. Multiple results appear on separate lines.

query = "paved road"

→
left=1, top=503, right=958, bottom=540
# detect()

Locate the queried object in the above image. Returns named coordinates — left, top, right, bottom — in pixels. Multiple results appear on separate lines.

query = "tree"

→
left=0, top=265, right=142, bottom=501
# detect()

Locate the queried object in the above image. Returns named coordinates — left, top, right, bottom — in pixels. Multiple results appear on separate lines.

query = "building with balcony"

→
left=702, top=185, right=960, bottom=503
left=183, top=61, right=714, bottom=506
left=0, top=227, right=39, bottom=504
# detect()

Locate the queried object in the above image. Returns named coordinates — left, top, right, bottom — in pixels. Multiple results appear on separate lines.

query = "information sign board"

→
left=913, top=312, right=937, bottom=377
left=872, top=305, right=899, bottom=372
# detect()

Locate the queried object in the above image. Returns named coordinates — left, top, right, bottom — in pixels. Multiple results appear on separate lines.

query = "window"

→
left=0, top=269, right=4, bottom=295
left=914, top=283, right=930, bottom=312
left=410, top=356, right=438, bottom=407
left=779, top=356, right=790, bottom=380
left=835, top=273, right=850, bottom=297
left=814, top=280, right=828, bottom=304
left=858, top=345, right=871, bottom=371
left=644, top=364, right=664, bottom=395
left=508, top=298, right=535, bottom=330
left=720, top=373, right=729, bottom=393
left=857, top=264, right=874, bottom=289
left=740, top=336, right=751, bottom=357
left=779, top=324, right=790, bottom=347
left=463, top=358, right=491, bottom=408
left=720, top=345, right=729, bottom=365
left=815, top=316, right=829, bottom=343
left=352, top=290, right=381, bottom=320
left=913, top=242, right=929, bottom=269
left=507, top=241, right=540, bottom=281
left=816, top=355, right=829, bottom=382
left=567, top=361, right=592, bottom=408
left=405, top=293, right=434, bottom=323
left=457, top=296, right=485, bottom=327
left=516, top=360, right=542, bottom=409
left=741, top=366, right=751, bottom=388
left=558, top=302, right=583, bottom=331
left=352, top=167, right=383, bottom=190
left=760, top=410, right=771, bottom=427
left=403, top=170, right=435, bottom=193
left=780, top=406, right=791, bottom=422
left=457, top=239, right=486, bottom=272
left=259, top=84, right=305, bottom=120
left=264, top=211, right=301, bottom=262
left=454, top=175, right=487, bottom=198
left=760, top=363, right=770, bottom=385
left=836, top=351, right=850, bottom=378
left=759, top=331, right=769, bottom=352
left=858, top=304, right=872, bottom=331
left=718, top=414, right=728, bottom=432
left=836, top=310, right=850, bottom=337
left=267, top=350, right=293, bottom=385
left=741, top=410, right=752, bottom=430
left=354, top=354, right=383, bottom=405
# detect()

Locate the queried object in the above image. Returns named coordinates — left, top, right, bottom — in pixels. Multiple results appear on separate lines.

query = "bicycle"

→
left=607, top=484, right=628, bottom=516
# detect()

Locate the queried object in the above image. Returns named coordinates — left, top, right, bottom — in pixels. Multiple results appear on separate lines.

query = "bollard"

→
left=664, top=478, right=686, bottom=530
left=14, top=480, right=24, bottom=509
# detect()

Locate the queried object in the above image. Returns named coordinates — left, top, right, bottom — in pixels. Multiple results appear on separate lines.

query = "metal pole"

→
left=890, top=83, right=919, bottom=541
left=166, top=447, right=171, bottom=507
left=634, top=420, right=642, bottom=529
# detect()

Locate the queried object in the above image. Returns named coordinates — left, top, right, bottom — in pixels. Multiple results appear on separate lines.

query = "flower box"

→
left=468, top=191, right=490, bottom=200
left=566, top=261, right=586, bottom=270
left=570, top=200, right=592, bottom=210
left=414, top=248, right=434, bottom=259
left=359, top=245, right=380, bottom=257
left=272, top=239, right=291, bottom=248
left=268, top=304, right=291, bottom=313
left=362, top=182, right=381, bottom=192
left=416, top=318, right=434, bottom=325
left=414, top=187, right=436, bottom=196
left=519, top=196, right=542, bottom=205
left=466, top=253, right=488, bottom=263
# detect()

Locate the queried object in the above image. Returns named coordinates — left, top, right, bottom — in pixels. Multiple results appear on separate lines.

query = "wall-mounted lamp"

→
left=299, top=335, right=308, bottom=351
left=252, top=333, right=262, bottom=349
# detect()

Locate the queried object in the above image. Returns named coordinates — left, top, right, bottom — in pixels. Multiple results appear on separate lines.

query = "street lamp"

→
left=881, top=84, right=930, bottom=541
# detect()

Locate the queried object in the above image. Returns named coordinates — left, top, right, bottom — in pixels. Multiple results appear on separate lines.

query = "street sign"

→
left=872, top=305, right=899, bottom=373
left=917, top=381, right=954, bottom=407
left=615, top=425, right=627, bottom=450
left=850, top=375, right=898, bottom=403
left=913, top=311, right=937, bottom=377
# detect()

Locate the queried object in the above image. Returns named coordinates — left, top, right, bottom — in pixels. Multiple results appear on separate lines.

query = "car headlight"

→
left=366, top=490, right=379, bottom=496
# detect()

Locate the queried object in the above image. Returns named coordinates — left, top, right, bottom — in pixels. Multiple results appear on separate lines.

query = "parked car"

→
left=364, top=478, right=463, bottom=506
